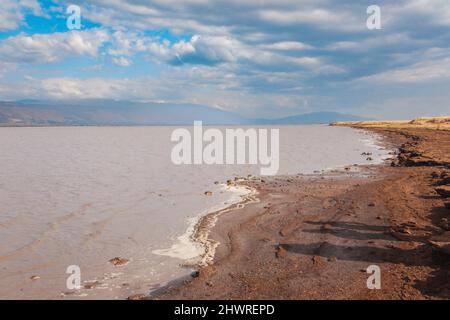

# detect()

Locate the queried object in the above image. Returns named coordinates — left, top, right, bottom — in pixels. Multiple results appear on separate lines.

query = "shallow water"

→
left=0, top=125, right=390, bottom=299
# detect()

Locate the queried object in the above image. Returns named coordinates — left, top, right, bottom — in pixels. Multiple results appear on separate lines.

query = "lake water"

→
left=0, top=125, right=390, bottom=299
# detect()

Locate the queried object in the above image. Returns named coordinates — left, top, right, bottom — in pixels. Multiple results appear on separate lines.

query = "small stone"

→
left=368, top=202, right=375, bottom=207
left=109, top=257, right=129, bottom=266
left=428, top=231, right=450, bottom=256
left=311, top=255, right=324, bottom=264
left=204, top=191, right=213, bottom=196
left=84, top=281, right=100, bottom=289
left=435, top=186, right=450, bottom=198
left=400, top=227, right=412, bottom=235
left=191, top=271, right=200, bottom=278
left=30, top=275, right=40, bottom=281
left=439, top=218, right=450, bottom=231
left=127, top=294, right=147, bottom=300
left=276, top=245, right=287, bottom=258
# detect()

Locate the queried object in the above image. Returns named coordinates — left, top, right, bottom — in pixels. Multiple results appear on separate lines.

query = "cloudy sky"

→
left=0, top=0, right=449, bottom=119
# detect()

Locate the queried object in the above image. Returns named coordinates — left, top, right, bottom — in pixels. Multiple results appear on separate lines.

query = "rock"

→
left=368, top=202, right=375, bottom=207
left=431, top=171, right=440, bottom=178
left=127, top=294, right=147, bottom=300
left=399, top=226, right=412, bottom=235
left=191, top=270, right=200, bottom=278
left=328, top=256, right=337, bottom=262
left=439, top=218, right=450, bottom=231
left=390, top=226, right=412, bottom=240
left=109, top=257, right=129, bottom=266
left=311, top=255, right=324, bottom=265
left=366, top=157, right=373, bottom=161
left=438, top=177, right=450, bottom=185
left=30, top=275, right=40, bottom=281
left=404, top=157, right=441, bottom=167
left=440, top=171, right=450, bottom=178
left=275, top=245, right=287, bottom=258
left=84, top=281, right=100, bottom=289
left=214, top=181, right=219, bottom=185
left=428, top=231, right=450, bottom=255
left=321, top=223, right=333, bottom=232
left=204, top=191, right=213, bottom=196
left=435, top=186, right=450, bottom=198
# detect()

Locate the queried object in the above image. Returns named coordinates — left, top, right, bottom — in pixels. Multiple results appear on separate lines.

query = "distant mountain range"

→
left=0, top=100, right=367, bottom=125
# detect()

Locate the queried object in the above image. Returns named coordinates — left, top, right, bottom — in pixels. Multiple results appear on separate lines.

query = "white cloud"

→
left=261, top=41, right=314, bottom=51
left=327, top=33, right=429, bottom=52
left=112, top=56, right=132, bottom=67
left=0, top=29, right=109, bottom=63
left=258, top=7, right=364, bottom=32
left=24, top=77, right=131, bottom=99
left=392, top=0, right=450, bottom=27
left=358, top=56, right=450, bottom=83
left=0, top=0, right=44, bottom=31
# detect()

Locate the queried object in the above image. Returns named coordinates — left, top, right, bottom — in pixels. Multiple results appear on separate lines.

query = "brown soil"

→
left=156, top=128, right=450, bottom=300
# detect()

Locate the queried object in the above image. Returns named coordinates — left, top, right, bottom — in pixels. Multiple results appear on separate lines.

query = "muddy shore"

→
left=155, top=128, right=450, bottom=300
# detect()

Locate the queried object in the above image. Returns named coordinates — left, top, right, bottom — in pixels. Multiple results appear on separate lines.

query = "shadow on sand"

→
left=280, top=218, right=449, bottom=299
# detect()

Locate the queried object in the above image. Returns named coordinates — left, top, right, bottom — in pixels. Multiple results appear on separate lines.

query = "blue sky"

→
left=0, top=0, right=449, bottom=119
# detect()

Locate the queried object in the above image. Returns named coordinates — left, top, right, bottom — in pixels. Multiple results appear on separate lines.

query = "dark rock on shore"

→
left=428, top=231, right=450, bottom=256
left=109, top=257, right=129, bottom=266
left=435, top=186, right=450, bottom=198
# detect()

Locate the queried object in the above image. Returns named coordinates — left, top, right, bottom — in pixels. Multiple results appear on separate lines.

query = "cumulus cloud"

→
left=112, top=56, right=132, bottom=67
left=1, top=0, right=450, bottom=118
left=358, top=56, right=450, bottom=83
left=261, top=41, right=314, bottom=51
left=0, top=29, right=109, bottom=63
left=0, top=0, right=44, bottom=31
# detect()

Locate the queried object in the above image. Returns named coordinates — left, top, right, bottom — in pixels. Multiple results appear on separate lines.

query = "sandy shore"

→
left=154, top=127, right=449, bottom=300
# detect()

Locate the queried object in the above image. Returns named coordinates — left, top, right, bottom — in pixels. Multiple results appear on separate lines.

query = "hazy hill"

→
left=0, top=100, right=366, bottom=125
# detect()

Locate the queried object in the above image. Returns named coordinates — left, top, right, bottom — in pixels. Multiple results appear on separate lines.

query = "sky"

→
left=0, top=0, right=449, bottom=119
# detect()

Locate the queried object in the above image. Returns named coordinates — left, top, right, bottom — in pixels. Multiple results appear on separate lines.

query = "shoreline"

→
left=187, top=128, right=390, bottom=268
left=155, top=127, right=450, bottom=300
left=150, top=126, right=390, bottom=291
left=191, top=184, right=260, bottom=267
